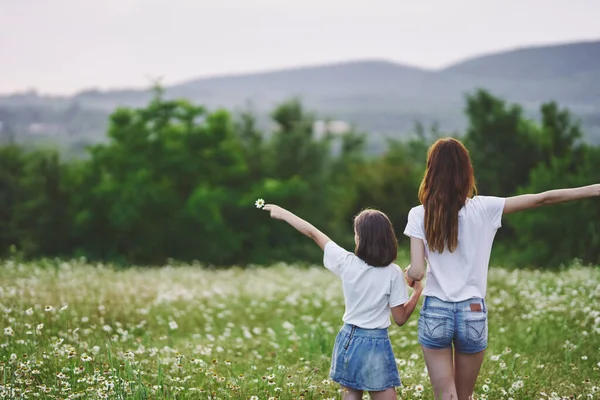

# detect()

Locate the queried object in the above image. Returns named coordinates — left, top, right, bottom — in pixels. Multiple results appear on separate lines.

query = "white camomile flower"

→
left=255, top=198, right=265, bottom=209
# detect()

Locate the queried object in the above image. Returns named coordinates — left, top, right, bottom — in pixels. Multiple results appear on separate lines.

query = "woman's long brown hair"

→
left=418, top=138, right=476, bottom=253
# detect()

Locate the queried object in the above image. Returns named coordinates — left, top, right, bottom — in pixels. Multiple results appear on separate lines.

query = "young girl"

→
left=263, top=204, right=423, bottom=400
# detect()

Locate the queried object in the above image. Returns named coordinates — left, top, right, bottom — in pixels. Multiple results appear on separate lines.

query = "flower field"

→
left=0, top=259, right=599, bottom=399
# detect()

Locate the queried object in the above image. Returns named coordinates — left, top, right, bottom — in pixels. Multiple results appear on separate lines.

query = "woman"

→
left=403, top=137, right=599, bottom=400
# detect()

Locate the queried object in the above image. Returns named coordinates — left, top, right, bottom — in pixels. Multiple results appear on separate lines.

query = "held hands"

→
left=404, top=266, right=422, bottom=293
left=411, top=279, right=423, bottom=294
left=404, top=265, right=415, bottom=287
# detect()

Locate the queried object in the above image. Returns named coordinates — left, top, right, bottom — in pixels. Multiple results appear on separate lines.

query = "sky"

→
left=2, top=0, right=600, bottom=95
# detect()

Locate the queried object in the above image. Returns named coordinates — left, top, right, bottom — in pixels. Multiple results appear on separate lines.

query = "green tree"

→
left=13, top=150, right=73, bottom=257
left=509, top=145, right=600, bottom=267
left=464, top=90, right=541, bottom=197
left=0, top=145, right=26, bottom=255
left=72, top=92, right=248, bottom=264
left=538, top=101, right=585, bottom=167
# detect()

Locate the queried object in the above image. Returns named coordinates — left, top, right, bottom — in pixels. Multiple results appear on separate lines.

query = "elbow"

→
left=394, top=317, right=407, bottom=327
left=538, top=193, right=551, bottom=207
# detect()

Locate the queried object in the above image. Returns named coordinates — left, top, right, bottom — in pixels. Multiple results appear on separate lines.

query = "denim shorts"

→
left=330, top=324, right=401, bottom=391
left=418, top=296, right=488, bottom=354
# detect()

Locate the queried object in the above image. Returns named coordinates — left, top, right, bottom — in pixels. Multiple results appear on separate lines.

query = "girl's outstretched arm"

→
left=504, top=184, right=600, bottom=215
left=263, top=204, right=331, bottom=250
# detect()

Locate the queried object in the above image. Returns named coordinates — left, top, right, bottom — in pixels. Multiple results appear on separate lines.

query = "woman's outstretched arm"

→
left=503, top=184, right=600, bottom=215
left=263, top=204, right=331, bottom=250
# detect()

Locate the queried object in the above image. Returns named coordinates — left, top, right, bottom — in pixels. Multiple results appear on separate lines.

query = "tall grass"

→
left=0, top=259, right=598, bottom=399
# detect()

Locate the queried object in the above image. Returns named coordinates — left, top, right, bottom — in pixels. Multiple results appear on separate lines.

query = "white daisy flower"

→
left=255, top=198, right=265, bottom=209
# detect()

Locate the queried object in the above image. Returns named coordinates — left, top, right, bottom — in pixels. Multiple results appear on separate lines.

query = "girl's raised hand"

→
left=263, top=204, right=287, bottom=220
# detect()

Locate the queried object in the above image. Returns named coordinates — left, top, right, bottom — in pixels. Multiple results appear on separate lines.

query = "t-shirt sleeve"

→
left=323, top=241, right=353, bottom=276
left=389, top=265, right=409, bottom=307
left=481, top=196, right=506, bottom=229
left=403, top=207, right=425, bottom=239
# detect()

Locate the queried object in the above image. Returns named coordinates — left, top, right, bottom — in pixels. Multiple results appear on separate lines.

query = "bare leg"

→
left=369, top=388, right=397, bottom=400
left=422, top=346, right=458, bottom=400
left=341, top=386, right=363, bottom=400
left=454, top=350, right=485, bottom=400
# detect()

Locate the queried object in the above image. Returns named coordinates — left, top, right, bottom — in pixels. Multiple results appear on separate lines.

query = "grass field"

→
left=0, top=259, right=599, bottom=399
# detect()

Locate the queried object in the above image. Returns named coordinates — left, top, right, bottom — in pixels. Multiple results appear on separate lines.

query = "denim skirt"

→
left=330, top=324, right=401, bottom=391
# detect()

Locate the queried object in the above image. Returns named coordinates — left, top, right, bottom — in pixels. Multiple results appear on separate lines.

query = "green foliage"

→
left=464, top=90, right=541, bottom=197
left=508, top=145, right=600, bottom=266
left=0, top=88, right=598, bottom=267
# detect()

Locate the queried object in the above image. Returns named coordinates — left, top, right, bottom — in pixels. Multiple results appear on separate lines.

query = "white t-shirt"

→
left=323, top=241, right=409, bottom=329
left=403, top=196, right=506, bottom=302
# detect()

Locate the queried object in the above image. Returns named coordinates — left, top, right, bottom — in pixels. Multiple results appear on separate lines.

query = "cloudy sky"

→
left=2, top=0, right=599, bottom=95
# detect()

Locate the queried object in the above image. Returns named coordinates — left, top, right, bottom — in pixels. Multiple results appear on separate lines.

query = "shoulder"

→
left=408, top=205, right=425, bottom=219
left=323, top=241, right=356, bottom=276
left=324, top=241, right=352, bottom=258
left=472, top=195, right=505, bottom=204
left=389, top=263, right=403, bottom=275
left=470, top=195, right=506, bottom=211
left=404, top=205, right=425, bottom=239
left=468, top=196, right=506, bottom=228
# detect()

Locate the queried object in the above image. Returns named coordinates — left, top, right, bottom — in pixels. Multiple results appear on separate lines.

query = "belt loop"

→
left=423, top=296, right=428, bottom=310
left=482, top=298, right=487, bottom=312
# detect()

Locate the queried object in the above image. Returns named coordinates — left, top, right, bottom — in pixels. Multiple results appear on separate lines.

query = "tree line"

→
left=0, top=88, right=598, bottom=267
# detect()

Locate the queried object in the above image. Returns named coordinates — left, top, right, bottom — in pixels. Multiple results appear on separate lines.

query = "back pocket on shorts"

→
left=465, top=317, right=487, bottom=343
left=419, top=312, right=451, bottom=340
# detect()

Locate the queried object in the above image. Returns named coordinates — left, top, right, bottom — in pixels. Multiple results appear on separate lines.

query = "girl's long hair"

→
left=418, top=138, right=476, bottom=253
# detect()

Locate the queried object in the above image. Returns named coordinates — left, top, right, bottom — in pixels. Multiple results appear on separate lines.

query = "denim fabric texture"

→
left=330, top=324, right=401, bottom=391
left=418, top=296, right=488, bottom=354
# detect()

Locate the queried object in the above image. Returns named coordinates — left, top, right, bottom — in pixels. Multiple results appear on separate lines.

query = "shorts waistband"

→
left=423, top=296, right=487, bottom=312
left=340, top=324, right=389, bottom=338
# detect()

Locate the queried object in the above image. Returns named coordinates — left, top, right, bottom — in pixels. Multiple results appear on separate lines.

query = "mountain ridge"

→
left=1, top=40, right=600, bottom=150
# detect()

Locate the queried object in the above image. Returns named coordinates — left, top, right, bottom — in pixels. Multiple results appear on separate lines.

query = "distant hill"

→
left=442, top=41, right=600, bottom=80
left=1, top=40, right=600, bottom=153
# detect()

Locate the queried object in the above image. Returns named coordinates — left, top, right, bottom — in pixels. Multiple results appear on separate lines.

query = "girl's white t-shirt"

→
left=403, top=196, right=506, bottom=302
left=323, top=241, right=409, bottom=329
